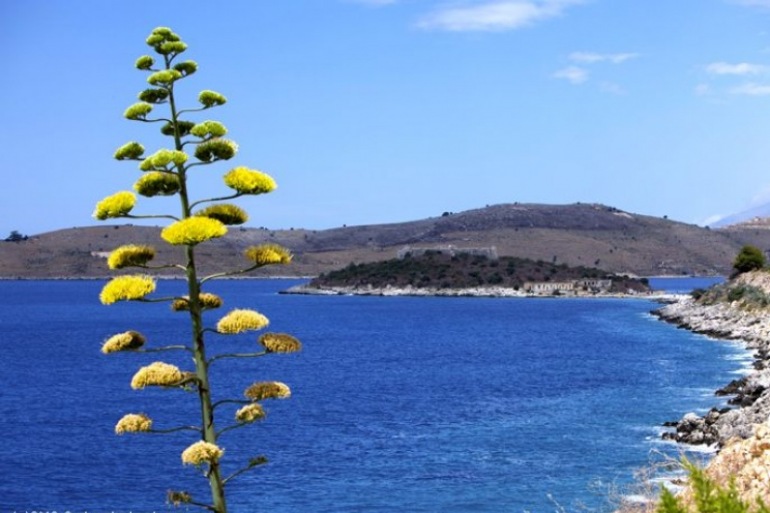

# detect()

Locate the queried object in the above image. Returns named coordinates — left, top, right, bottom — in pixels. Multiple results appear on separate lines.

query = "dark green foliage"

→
left=5, top=230, right=28, bottom=242
left=311, top=252, right=650, bottom=292
left=733, top=245, right=766, bottom=275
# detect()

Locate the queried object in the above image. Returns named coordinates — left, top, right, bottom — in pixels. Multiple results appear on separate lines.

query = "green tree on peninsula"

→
left=93, top=27, right=301, bottom=512
left=733, top=245, right=766, bottom=275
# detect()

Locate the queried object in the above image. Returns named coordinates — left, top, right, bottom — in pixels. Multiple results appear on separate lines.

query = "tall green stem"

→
left=167, top=61, right=227, bottom=513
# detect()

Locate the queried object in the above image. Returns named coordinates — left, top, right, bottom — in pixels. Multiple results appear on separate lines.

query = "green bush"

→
left=657, top=461, right=769, bottom=513
left=733, top=245, right=766, bottom=275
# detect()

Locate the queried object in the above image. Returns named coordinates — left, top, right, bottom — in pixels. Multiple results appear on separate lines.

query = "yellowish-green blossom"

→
left=134, top=172, right=181, bottom=197
left=216, top=309, right=269, bottom=334
left=194, top=138, right=238, bottom=162
left=131, top=361, right=184, bottom=389
left=198, top=90, right=227, bottom=108
left=107, top=244, right=156, bottom=269
left=139, top=149, right=188, bottom=171
left=93, top=191, right=136, bottom=220
left=146, top=27, right=181, bottom=48
left=190, top=120, right=227, bottom=139
left=244, top=381, right=291, bottom=401
left=195, top=204, right=248, bottom=225
left=115, top=413, right=153, bottom=434
left=171, top=293, right=223, bottom=312
left=138, top=88, right=169, bottom=104
left=114, top=141, right=145, bottom=160
left=147, top=69, right=182, bottom=87
left=259, top=333, right=302, bottom=354
left=101, top=330, right=146, bottom=354
left=244, top=244, right=292, bottom=266
left=135, top=55, right=154, bottom=70
left=181, top=440, right=224, bottom=466
left=161, top=217, right=227, bottom=246
left=223, top=167, right=277, bottom=195
left=235, top=403, right=266, bottom=423
left=124, top=102, right=153, bottom=120
left=99, top=275, right=156, bottom=305
left=173, top=60, right=197, bottom=77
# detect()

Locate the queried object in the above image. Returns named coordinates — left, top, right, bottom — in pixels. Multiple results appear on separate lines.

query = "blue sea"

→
left=0, top=276, right=745, bottom=513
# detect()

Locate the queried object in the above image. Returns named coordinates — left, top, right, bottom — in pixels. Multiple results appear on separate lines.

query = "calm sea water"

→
left=0, top=277, right=744, bottom=513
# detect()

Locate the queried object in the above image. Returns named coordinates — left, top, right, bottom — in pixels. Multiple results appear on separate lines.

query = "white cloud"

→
left=569, top=52, right=639, bottom=64
left=706, top=62, right=767, bottom=75
left=417, top=0, right=584, bottom=32
left=702, top=214, right=725, bottom=227
left=730, top=82, right=770, bottom=95
left=553, top=66, right=588, bottom=84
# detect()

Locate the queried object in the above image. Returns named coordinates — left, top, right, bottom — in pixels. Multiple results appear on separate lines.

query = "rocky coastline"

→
left=283, top=283, right=668, bottom=299
left=652, top=275, right=770, bottom=448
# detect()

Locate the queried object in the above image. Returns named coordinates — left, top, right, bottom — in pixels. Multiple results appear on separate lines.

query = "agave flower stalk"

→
left=94, top=27, right=302, bottom=513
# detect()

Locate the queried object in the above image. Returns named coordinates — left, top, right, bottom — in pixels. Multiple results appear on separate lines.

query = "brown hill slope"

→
left=0, top=203, right=764, bottom=278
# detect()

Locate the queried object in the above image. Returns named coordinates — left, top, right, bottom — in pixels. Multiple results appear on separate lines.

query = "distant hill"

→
left=3, top=202, right=770, bottom=278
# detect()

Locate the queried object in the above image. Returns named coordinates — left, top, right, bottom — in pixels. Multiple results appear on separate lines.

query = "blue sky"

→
left=3, top=0, right=770, bottom=236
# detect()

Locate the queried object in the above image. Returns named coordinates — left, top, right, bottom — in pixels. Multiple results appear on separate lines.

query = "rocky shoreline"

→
left=652, top=283, right=770, bottom=448
left=283, top=283, right=671, bottom=299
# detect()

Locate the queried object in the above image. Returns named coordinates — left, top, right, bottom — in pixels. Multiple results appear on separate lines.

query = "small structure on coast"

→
left=397, top=245, right=498, bottom=261
left=523, top=279, right=612, bottom=295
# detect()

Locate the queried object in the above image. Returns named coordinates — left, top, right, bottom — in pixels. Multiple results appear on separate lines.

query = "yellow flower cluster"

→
left=259, top=333, right=302, bottom=354
left=195, top=204, right=248, bottom=225
left=244, top=244, right=292, bottom=267
left=181, top=440, right=224, bottom=466
left=216, top=309, right=269, bottom=334
left=124, top=102, right=153, bottom=120
left=235, top=403, right=266, bottom=423
left=114, top=141, right=145, bottom=160
left=223, top=167, right=277, bottom=195
left=107, top=244, right=156, bottom=269
left=199, top=90, right=227, bottom=108
left=161, top=217, right=227, bottom=246
left=115, top=413, right=153, bottom=434
left=134, top=172, right=181, bottom=197
left=93, top=191, right=136, bottom=220
left=99, top=275, right=156, bottom=305
left=135, top=55, right=154, bottom=70
left=191, top=120, right=227, bottom=139
left=147, top=69, right=182, bottom=87
left=194, top=138, right=238, bottom=162
left=101, top=330, right=146, bottom=354
left=130, top=361, right=184, bottom=389
left=244, top=381, right=291, bottom=401
left=139, top=149, right=188, bottom=171
left=171, top=292, right=223, bottom=312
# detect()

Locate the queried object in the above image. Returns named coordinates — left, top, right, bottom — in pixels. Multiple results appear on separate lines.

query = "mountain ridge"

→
left=3, top=202, right=770, bottom=278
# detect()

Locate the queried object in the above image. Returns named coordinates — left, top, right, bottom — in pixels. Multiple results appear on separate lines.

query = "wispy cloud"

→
left=553, top=66, right=588, bottom=84
left=731, top=82, right=770, bottom=95
left=706, top=62, right=768, bottom=75
left=553, top=50, right=637, bottom=91
left=569, top=52, right=639, bottom=64
left=417, top=0, right=584, bottom=32
left=729, top=0, right=770, bottom=8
